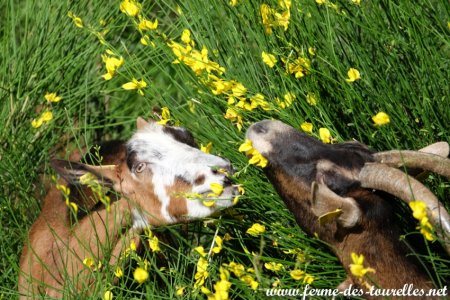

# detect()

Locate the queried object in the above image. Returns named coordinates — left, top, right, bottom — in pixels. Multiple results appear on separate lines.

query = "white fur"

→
left=127, top=123, right=235, bottom=221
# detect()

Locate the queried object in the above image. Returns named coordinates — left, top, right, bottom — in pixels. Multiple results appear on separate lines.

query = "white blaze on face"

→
left=127, top=122, right=236, bottom=224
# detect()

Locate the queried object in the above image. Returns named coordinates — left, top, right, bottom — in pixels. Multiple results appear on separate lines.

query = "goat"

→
left=18, top=117, right=238, bottom=298
left=245, top=120, right=450, bottom=298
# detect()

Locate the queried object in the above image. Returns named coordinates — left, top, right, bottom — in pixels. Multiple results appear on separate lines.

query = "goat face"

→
left=53, top=118, right=237, bottom=228
left=246, top=120, right=450, bottom=255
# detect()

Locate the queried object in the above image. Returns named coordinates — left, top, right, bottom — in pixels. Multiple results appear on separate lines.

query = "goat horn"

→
left=359, top=163, right=450, bottom=255
left=374, top=151, right=450, bottom=179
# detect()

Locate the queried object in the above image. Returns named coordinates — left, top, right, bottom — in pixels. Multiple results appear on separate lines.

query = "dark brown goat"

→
left=246, top=120, right=450, bottom=298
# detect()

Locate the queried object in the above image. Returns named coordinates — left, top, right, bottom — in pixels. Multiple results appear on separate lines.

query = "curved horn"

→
left=359, top=163, right=450, bottom=254
left=374, top=151, right=450, bottom=178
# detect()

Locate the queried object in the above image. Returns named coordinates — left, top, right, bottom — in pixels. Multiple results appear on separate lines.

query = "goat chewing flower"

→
left=122, top=78, right=147, bottom=96
left=239, top=139, right=268, bottom=168
left=349, top=253, right=375, bottom=278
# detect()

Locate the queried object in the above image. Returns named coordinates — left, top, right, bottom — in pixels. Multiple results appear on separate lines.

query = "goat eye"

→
left=135, top=163, right=146, bottom=173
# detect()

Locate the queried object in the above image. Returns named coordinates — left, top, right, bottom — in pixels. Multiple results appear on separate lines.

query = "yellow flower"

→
left=65, top=200, right=78, bottom=214
left=56, top=184, right=70, bottom=197
left=351, top=0, right=361, bottom=4
left=284, top=56, right=311, bottom=78
left=225, top=262, right=245, bottom=277
left=372, top=112, right=390, bottom=126
left=300, top=122, right=313, bottom=133
left=101, top=54, right=124, bottom=80
left=83, top=257, right=94, bottom=269
left=262, top=51, right=277, bottom=68
left=194, top=246, right=207, bottom=257
left=306, top=93, right=317, bottom=106
left=230, top=0, right=238, bottom=6
left=194, top=257, right=209, bottom=288
left=120, top=0, right=141, bottom=17
left=246, top=223, right=266, bottom=236
left=308, top=47, right=316, bottom=56
left=133, top=267, right=149, bottom=284
left=283, top=92, right=296, bottom=106
left=319, top=128, right=332, bottom=144
left=41, top=111, right=53, bottom=122
left=130, top=240, right=137, bottom=251
left=212, top=236, right=223, bottom=254
left=264, top=262, right=284, bottom=272
left=231, top=82, right=247, bottom=97
left=238, top=139, right=253, bottom=153
left=346, top=68, right=361, bottom=82
left=409, top=201, right=427, bottom=221
left=240, top=275, right=259, bottom=290
left=209, top=183, right=224, bottom=197
left=103, top=290, right=113, bottom=300
left=349, top=253, right=375, bottom=278
left=224, top=108, right=243, bottom=131
left=181, top=29, right=191, bottom=44
left=176, top=287, right=185, bottom=296
left=45, top=92, right=62, bottom=103
left=114, top=266, right=123, bottom=278
left=200, top=142, right=213, bottom=154
left=248, top=152, right=268, bottom=168
left=303, top=274, right=315, bottom=284
left=239, top=139, right=268, bottom=168
left=122, top=78, right=147, bottom=96
left=419, top=217, right=434, bottom=241
left=138, top=18, right=158, bottom=30
left=68, top=11, right=83, bottom=28
left=31, top=117, right=43, bottom=128
left=149, top=235, right=160, bottom=252
left=290, top=269, right=305, bottom=280
left=156, top=107, right=170, bottom=125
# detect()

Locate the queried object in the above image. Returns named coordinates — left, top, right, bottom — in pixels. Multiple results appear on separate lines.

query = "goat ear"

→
left=50, top=159, right=117, bottom=187
left=310, top=180, right=361, bottom=228
left=136, top=117, right=150, bottom=130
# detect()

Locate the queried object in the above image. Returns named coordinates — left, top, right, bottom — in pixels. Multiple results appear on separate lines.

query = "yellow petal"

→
left=238, top=139, right=253, bottom=152
left=300, top=122, right=313, bottom=133
left=372, top=112, right=390, bottom=126
left=262, top=51, right=277, bottom=68
left=319, top=127, right=332, bottom=144
left=133, top=267, right=149, bottom=284
left=346, top=68, right=361, bottom=82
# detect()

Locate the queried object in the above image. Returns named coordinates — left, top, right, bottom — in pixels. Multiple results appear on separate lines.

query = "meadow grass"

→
left=0, top=0, right=449, bottom=299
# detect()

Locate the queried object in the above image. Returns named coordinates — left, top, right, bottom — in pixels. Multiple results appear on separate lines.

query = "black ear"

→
left=50, top=159, right=115, bottom=187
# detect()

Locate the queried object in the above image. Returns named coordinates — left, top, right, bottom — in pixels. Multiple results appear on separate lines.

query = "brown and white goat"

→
left=246, top=120, right=450, bottom=296
left=18, top=118, right=237, bottom=298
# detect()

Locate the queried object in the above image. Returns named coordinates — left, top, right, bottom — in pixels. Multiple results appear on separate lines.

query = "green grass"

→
left=1, top=0, right=449, bottom=299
